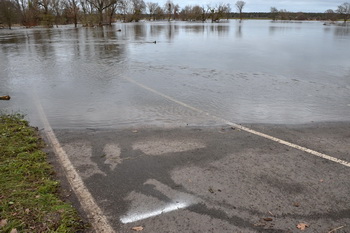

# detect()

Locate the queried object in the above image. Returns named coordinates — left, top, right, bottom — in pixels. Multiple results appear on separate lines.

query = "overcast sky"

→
left=155, top=0, right=343, bottom=13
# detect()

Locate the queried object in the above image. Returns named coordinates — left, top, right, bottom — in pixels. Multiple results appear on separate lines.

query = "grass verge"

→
left=0, top=114, right=86, bottom=232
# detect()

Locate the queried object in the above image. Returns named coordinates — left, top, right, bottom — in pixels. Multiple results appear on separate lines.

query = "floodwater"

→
left=0, top=20, right=349, bottom=128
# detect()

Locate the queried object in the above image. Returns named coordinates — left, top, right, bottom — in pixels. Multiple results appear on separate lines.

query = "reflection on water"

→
left=0, top=20, right=349, bottom=128
left=334, top=25, right=350, bottom=37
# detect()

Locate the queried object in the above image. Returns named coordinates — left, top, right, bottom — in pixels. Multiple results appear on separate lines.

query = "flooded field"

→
left=0, top=20, right=349, bottom=128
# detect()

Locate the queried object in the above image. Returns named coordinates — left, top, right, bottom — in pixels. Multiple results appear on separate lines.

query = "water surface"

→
left=0, top=20, right=349, bottom=128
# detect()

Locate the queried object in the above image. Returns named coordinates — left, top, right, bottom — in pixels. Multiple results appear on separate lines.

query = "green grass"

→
left=0, top=114, right=86, bottom=232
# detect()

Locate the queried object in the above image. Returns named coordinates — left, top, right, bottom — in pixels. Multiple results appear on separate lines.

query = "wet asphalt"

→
left=48, top=122, right=350, bottom=233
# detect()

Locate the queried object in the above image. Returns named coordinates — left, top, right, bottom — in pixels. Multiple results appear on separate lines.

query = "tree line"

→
left=269, top=3, right=350, bottom=22
left=0, top=0, right=349, bottom=29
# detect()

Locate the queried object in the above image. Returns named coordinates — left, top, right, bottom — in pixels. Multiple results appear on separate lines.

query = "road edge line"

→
left=34, top=94, right=116, bottom=233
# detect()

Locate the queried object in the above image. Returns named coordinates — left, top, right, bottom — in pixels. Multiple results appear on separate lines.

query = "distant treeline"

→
left=231, top=12, right=339, bottom=21
left=0, top=0, right=349, bottom=29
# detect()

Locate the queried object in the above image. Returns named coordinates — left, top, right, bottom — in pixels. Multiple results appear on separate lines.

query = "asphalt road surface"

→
left=47, top=122, right=350, bottom=233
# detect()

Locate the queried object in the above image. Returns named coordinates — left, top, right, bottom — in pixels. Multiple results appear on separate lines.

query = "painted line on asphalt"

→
left=125, top=76, right=350, bottom=168
left=33, top=93, right=116, bottom=233
left=120, top=202, right=189, bottom=224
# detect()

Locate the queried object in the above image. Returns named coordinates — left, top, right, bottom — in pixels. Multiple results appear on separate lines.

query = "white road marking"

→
left=125, top=76, right=350, bottom=168
left=120, top=202, right=189, bottom=224
left=33, top=94, right=115, bottom=233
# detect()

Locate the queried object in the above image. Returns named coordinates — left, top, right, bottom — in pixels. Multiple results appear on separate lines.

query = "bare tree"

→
left=0, top=0, right=19, bottom=29
left=65, top=0, right=79, bottom=27
left=180, top=5, right=207, bottom=22
left=51, top=0, right=63, bottom=26
left=278, top=9, right=290, bottom=20
left=207, top=3, right=230, bottom=22
left=164, top=0, right=173, bottom=21
left=324, top=9, right=337, bottom=21
left=38, top=0, right=52, bottom=15
left=116, top=0, right=130, bottom=22
left=235, top=0, right=245, bottom=21
left=270, top=7, right=278, bottom=21
left=80, top=0, right=95, bottom=26
left=192, top=5, right=206, bottom=21
left=38, top=0, right=55, bottom=26
left=131, top=0, right=145, bottom=22
left=337, top=2, right=350, bottom=22
left=106, top=0, right=119, bottom=25
left=14, top=0, right=28, bottom=25
left=207, top=4, right=216, bottom=22
left=153, top=4, right=163, bottom=20
left=179, top=5, right=191, bottom=21
left=28, top=0, right=41, bottom=26
left=173, top=3, right=179, bottom=20
left=218, top=3, right=230, bottom=20
left=147, top=2, right=158, bottom=20
left=86, top=0, right=116, bottom=25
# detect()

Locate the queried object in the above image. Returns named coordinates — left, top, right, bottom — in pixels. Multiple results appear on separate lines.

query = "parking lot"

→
left=38, top=82, right=350, bottom=232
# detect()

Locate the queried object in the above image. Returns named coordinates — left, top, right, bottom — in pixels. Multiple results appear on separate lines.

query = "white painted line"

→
left=120, top=202, right=188, bottom=224
left=125, top=76, right=350, bottom=168
left=33, top=93, right=115, bottom=233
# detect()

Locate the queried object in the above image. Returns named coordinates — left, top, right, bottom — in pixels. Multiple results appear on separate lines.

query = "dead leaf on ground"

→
left=293, top=202, right=300, bottom=207
left=0, top=219, right=8, bottom=228
left=10, top=229, right=18, bottom=233
left=297, top=223, right=309, bottom=230
left=131, top=226, right=144, bottom=231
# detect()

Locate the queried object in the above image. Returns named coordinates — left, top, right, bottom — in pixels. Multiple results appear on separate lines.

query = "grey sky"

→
left=155, top=0, right=344, bottom=12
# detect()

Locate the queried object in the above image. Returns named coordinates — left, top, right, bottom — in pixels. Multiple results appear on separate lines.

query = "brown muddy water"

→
left=0, top=20, right=349, bottom=129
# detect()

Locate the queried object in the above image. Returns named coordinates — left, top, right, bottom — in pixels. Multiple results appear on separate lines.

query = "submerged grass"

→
left=0, top=114, right=86, bottom=232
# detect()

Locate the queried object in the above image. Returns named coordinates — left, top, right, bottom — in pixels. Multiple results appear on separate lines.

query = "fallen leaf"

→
left=10, top=229, right=18, bottom=233
left=131, top=226, right=143, bottom=231
left=297, top=223, right=309, bottom=230
left=293, top=202, right=300, bottom=207
left=0, top=219, right=8, bottom=228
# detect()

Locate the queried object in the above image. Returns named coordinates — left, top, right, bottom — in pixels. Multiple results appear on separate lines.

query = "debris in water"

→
left=0, top=95, right=10, bottom=100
